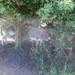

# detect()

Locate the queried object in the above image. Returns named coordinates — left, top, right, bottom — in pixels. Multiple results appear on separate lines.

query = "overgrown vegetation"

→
left=0, top=0, right=75, bottom=48
left=31, top=26, right=75, bottom=75
left=0, top=0, right=75, bottom=75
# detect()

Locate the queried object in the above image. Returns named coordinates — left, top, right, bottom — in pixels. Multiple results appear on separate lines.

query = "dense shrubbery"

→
left=0, top=1, right=75, bottom=74
left=31, top=26, right=75, bottom=75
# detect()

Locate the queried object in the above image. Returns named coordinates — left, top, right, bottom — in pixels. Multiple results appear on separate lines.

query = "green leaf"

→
left=50, top=67, right=57, bottom=75
left=0, top=6, right=6, bottom=14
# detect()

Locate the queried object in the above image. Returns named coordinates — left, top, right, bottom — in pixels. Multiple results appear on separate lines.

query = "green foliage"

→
left=50, top=67, right=57, bottom=75
left=59, top=72, right=75, bottom=75
left=0, top=6, right=6, bottom=14
left=36, top=2, right=53, bottom=20
left=0, top=0, right=47, bottom=16
left=57, top=0, right=74, bottom=12
left=0, top=70, right=7, bottom=75
left=0, top=0, right=75, bottom=28
left=66, top=21, right=75, bottom=28
left=31, top=25, right=75, bottom=75
left=36, top=0, right=75, bottom=28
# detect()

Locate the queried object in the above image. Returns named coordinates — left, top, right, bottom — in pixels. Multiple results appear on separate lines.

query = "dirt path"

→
left=0, top=42, right=37, bottom=75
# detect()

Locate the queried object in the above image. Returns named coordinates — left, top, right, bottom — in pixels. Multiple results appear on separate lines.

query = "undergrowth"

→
left=30, top=26, right=75, bottom=75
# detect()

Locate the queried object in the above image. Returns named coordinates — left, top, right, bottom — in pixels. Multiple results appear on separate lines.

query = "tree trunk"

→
left=15, top=25, right=21, bottom=48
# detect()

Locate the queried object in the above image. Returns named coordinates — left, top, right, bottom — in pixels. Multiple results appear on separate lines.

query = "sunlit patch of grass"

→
left=3, top=73, right=7, bottom=75
left=0, top=70, right=7, bottom=75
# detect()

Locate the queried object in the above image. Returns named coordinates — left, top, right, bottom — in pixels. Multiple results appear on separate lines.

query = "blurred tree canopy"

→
left=0, top=0, right=75, bottom=27
left=0, top=0, right=75, bottom=48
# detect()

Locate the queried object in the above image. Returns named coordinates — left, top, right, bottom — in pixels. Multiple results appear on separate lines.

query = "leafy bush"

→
left=30, top=26, right=75, bottom=75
